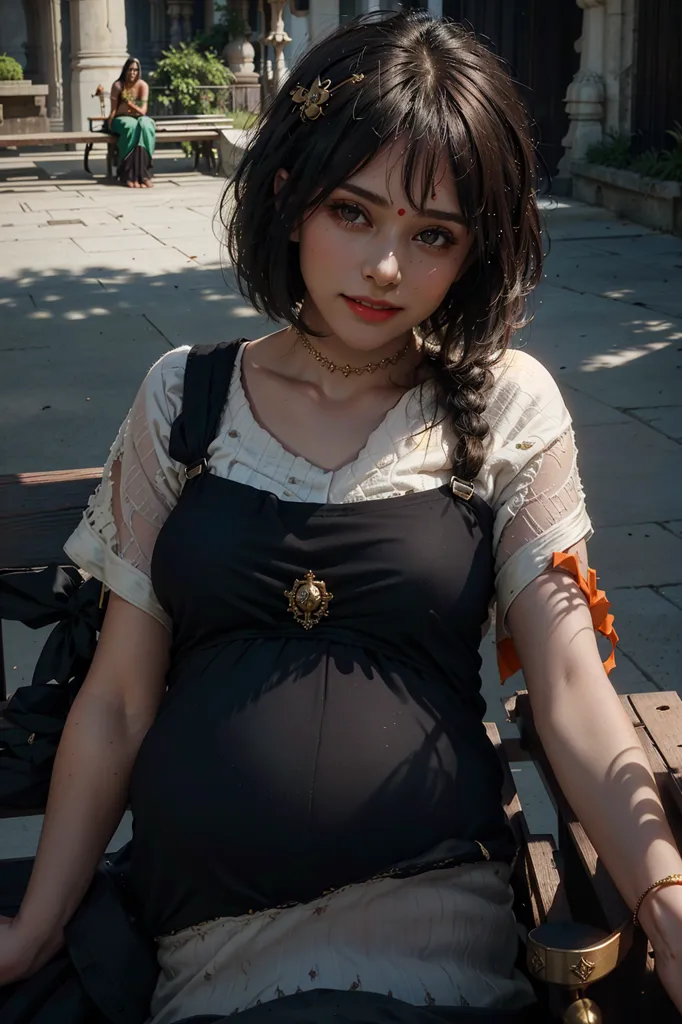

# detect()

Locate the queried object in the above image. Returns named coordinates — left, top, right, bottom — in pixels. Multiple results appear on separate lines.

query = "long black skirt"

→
left=117, top=145, right=153, bottom=186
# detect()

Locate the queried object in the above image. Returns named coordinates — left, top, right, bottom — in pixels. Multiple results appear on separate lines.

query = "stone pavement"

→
left=1, top=148, right=681, bottom=853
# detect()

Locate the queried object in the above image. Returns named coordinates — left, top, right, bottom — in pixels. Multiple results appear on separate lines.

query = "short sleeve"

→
left=494, top=423, right=592, bottom=628
left=63, top=347, right=191, bottom=629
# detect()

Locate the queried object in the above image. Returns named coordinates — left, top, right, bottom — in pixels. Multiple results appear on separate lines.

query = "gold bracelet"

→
left=633, top=873, right=682, bottom=927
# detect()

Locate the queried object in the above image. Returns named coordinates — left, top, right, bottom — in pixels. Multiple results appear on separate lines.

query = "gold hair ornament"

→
left=290, top=73, right=364, bottom=122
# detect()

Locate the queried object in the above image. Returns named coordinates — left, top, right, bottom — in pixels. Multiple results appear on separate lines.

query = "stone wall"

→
left=0, top=0, right=26, bottom=69
left=0, top=82, right=49, bottom=135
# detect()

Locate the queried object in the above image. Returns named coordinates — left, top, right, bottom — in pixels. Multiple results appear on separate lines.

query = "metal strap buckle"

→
left=185, top=458, right=207, bottom=481
left=450, top=476, right=475, bottom=501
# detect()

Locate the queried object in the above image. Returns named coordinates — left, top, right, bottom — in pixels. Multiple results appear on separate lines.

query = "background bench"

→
left=0, top=467, right=681, bottom=1022
left=0, top=113, right=234, bottom=178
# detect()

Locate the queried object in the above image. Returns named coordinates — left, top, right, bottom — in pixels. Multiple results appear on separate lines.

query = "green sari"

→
left=111, top=115, right=156, bottom=184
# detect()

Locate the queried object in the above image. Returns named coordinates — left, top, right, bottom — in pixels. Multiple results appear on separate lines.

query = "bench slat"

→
left=629, top=691, right=682, bottom=773
left=620, top=696, right=682, bottom=838
left=0, top=469, right=100, bottom=568
left=485, top=721, right=570, bottom=926
left=0, top=129, right=228, bottom=148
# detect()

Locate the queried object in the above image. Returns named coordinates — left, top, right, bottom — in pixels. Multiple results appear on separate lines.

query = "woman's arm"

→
left=507, top=540, right=682, bottom=1008
left=107, top=82, right=121, bottom=127
left=0, top=593, right=169, bottom=984
left=126, top=82, right=149, bottom=118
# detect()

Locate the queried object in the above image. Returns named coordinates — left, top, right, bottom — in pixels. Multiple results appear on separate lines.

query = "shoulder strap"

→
left=168, top=341, right=242, bottom=474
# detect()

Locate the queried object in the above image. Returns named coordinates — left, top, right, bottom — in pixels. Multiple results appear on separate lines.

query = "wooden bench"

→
left=0, top=114, right=234, bottom=178
left=1, top=467, right=681, bottom=1022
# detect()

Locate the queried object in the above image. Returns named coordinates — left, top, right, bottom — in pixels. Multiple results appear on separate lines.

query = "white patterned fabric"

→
left=149, top=863, right=534, bottom=1023
left=64, top=341, right=592, bottom=637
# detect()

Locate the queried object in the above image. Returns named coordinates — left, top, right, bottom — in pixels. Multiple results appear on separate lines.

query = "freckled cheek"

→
left=408, top=256, right=461, bottom=307
left=300, top=220, right=357, bottom=272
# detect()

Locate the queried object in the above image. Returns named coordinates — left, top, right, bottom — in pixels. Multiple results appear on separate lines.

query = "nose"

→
left=362, top=247, right=401, bottom=288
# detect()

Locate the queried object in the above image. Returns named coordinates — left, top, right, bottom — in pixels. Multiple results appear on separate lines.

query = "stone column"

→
left=69, top=0, right=128, bottom=131
left=21, top=0, right=41, bottom=82
left=265, top=0, right=291, bottom=94
left=603, top=0, right=636, bottom=137
left=168, top=1, right=184, bottom=46
left=41, top=0, right=65, bottom=129
left=149, top=0, right=166, bottom=62
left=224, top=1, right=261, bottom=112
left=558, top=0, right=607, bottom=175
left=307, top=0, right=338, bottom=43
left=257, top=0, right=273, bottom=105
left=287, top=1, right=309, bottom=63
left=181, top=2, right=194, bottom=40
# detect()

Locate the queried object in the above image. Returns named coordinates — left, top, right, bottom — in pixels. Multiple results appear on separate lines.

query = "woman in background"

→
left=107, top=57, right=156, bottom=188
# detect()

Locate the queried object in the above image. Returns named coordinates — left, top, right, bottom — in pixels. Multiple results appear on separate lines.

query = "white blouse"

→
left=64, top=341, right=592, bottom=670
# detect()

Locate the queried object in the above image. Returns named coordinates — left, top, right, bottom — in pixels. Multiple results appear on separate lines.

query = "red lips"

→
left=342, top=295, right=402, bottom=323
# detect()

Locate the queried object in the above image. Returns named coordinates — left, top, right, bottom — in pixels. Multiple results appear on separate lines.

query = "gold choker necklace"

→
left=293, top=328, right=412, bottom=378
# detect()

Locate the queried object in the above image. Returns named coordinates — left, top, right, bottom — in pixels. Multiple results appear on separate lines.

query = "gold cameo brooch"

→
left=285, top=570, right=333, bottom=629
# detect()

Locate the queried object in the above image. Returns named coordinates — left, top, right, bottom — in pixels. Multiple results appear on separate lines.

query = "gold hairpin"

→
left=290, top=73, right=364, bottom=122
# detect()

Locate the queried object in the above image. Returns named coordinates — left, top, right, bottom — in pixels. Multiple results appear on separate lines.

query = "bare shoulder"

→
left=241, top=329, right=296, bottom=373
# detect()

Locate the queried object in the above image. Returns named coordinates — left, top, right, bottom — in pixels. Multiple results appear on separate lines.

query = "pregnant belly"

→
left=129, top=637, right=504, bottom=937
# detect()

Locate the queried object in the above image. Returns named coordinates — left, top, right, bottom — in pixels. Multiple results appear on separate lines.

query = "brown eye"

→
left=337, top=203, right=365, bottom=224
left=417, top=227, right=453, bottom=249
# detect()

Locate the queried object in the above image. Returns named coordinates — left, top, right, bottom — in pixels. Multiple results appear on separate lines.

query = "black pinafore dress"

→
left=128, top=341, right=517, bottom=940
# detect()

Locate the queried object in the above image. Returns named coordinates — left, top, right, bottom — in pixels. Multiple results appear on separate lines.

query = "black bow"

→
left=0, top=565, right=108, bottom=810
left=0, top=565, right=106, bottom=687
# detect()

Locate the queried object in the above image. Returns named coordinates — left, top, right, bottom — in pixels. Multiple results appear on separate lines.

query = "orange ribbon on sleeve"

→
left=497, top=551, right=618, bottom=683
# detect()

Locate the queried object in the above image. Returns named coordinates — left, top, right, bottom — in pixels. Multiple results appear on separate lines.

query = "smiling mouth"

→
left=343, top=296, right=401, bottom=311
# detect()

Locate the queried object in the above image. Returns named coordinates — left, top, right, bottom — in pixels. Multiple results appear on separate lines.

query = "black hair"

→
left=223, top=11, right=542, bottom=480
left=117, top=57, right=142, bottom=84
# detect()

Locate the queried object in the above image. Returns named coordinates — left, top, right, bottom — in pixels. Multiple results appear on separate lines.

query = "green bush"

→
left=150, top=42, right=234, bottom=116
left=586, top=127, right=682, bottom=183
left=0, top=54, right=24, bottom=81
left=585, top=133, right=632, bottom=170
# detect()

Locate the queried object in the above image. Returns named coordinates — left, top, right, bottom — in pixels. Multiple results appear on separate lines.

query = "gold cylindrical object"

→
left=526, top=920, right=632, bottom=987
left=562, top=997, right=603, bottom=1024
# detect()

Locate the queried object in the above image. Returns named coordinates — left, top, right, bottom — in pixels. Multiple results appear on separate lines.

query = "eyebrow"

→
left=341, top=183, right=468, bottom=227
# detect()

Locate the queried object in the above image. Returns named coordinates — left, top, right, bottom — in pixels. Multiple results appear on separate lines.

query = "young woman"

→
left=107, top=57, right=156, bottom=188
left=1, top=12, right=681, bottom=1023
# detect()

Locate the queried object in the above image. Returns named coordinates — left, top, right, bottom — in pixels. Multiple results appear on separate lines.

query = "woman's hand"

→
left=0, top=915, right=63, bottom=987
left=638, top=884, right=682, bottom=1012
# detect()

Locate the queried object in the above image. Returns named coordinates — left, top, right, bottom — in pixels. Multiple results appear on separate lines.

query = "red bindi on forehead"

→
left=397, top=208, right=406, bottom=216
